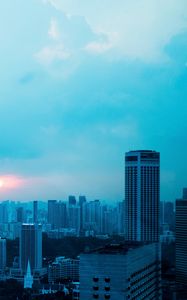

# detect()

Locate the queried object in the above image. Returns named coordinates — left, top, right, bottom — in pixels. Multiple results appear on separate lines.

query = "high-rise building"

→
left=48, top=200, right=68, bottom=229
left=48, top=200, right=58, bottom=229
left=82, top=200, right=102, bottom=234
left=0, top=202, right=8, bottom=223
left=33, top=201, right=38, bottom=223
left=125, top=150, right=160, bottom=242
left=79, top=196, right=86, bottom=232
left=69, top=195, right=77, bottom=206
left=20, top=224, right=42, bottom=273
left=0, top=238, right=6, bottom=270
left=176, top=190, right=187, bottom=288
left=17, top=207, right=24, bottom=223
left=67, top=204, right=80, bottom=235
left=80, top=242, right=162, bottom=300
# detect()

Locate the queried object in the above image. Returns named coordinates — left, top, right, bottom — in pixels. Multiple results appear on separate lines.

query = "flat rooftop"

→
left=84, top=241, right=151, bottom=255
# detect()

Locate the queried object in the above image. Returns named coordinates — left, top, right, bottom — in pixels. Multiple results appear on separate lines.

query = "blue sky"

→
left=0, top=0, right=187, bottom=201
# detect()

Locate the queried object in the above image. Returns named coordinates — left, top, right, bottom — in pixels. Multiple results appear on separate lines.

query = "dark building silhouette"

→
left=79, top=196, right=86, bottom=232
left=17, top=207, right=24, bottom=223
left=68, top=195, right=77, bottom=206
left=33, top=201, right=38, bottom=223
left=48, top=200, right=58, bottom=229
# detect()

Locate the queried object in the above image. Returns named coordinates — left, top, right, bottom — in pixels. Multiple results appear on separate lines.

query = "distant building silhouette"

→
left=69, top=195, right=77, bottom=206
left=48, top=200, right=58, bottom=229
left=33, top=201, right=38, bottom=223
left=125, top=150, right=160, bottom=242
left=0, top=238, right=6, bottom=271
left=79, top=196, right=86, bottom=232
left=17, top=207, right=24, bottom=223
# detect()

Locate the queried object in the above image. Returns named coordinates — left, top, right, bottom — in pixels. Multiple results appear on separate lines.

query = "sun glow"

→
left=0, top=175, right=24, bottom=191
left=0, top=180, right=4, bottom=188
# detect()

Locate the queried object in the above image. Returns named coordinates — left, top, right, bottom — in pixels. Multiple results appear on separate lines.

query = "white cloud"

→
left=35, top=44, right=70, bottom=65
left=43, top=0, right=187, bottom=62
left=85, top=41, right=112, bottom=54
left=48, top=18, right=60, bottom=40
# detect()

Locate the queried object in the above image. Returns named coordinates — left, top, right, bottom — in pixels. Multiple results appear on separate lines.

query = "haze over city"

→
left=0, top=0, right=187, bottom=201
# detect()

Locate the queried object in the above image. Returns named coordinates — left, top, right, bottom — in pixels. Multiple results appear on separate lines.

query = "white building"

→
left=48, top=256, right=79, bottom=283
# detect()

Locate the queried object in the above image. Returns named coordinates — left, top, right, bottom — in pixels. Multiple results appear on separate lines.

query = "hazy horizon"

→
left=0, top=0, right=187, bottom=202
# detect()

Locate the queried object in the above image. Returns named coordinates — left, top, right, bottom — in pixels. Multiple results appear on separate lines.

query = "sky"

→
left=0, top=0, right=187, bottom=202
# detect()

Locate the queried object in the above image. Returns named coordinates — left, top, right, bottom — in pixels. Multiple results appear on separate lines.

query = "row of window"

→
left=93, top=294, right=110, bottom=299
left=93, top=277, right=110, bottom=283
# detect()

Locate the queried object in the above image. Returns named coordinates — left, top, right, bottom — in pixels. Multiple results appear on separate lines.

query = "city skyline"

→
left=0, top=1, right=187, bottom=202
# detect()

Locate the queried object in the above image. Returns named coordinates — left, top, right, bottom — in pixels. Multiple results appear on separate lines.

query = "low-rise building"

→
left=48, top=256, right=79, bottom=283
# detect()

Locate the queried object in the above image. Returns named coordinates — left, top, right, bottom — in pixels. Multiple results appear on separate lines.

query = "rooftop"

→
left=84, top=241, right=151, bottom=255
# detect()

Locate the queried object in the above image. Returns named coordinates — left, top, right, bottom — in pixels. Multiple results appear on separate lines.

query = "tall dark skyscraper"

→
left=0, top=238, right=6, bottom=271
left=176, top=189, right=187, bottom=288
left=68, top=195, right=77, bottom=206
left=125, top=150, right=160, bottom=242
left=48, top=200, right=58, bottom=229
left=20, top=224, right=42, bottom=273
left=79, top=196, right=86, bottom=232
left=33, top=201, right=38, bottom=223
left=17, top=207, right=24, bottom=223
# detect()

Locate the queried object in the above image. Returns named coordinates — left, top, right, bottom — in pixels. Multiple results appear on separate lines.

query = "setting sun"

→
left=0, top=180, right=4, bottom=188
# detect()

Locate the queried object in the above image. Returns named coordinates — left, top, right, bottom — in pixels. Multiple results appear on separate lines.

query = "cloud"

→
left=85, top=41, right=111, bottom=54
left=43, top=0, right=187, bottom=62
left=35, top=44, right=70, bottom=65
left=48, top=18, right=60, bottom=40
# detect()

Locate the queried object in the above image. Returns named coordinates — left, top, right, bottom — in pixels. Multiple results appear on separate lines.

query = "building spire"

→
left=24, top=260, right=33, bottom=289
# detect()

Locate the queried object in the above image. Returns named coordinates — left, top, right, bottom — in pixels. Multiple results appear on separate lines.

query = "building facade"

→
left=48, top=257, right=79, bottom=283
left=176, top=191, right=187, bottom=288
left=20, top=223, right=42, bottom=273
left=80, top=243, right=161, bottom=300
left=0, top=238, right=6, bottom=271
left=125, top=150, right=160, bottom=242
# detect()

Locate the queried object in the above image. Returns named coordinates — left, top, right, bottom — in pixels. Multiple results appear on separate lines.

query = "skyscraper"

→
left=79, top=196, right=86, bottom=232
left=33, top=201, right=38, bottom=223
left=17, top=207, right=24, bottom=223
left=0, top=238, right=6, bottom=271
left=48, top=200, right=58, bottom=229
left=69, top=195, right=77, bottom=206
left=125, top=150, right=160, bottom=242
left=20, top=224, right=42, bottom=273
left=176, top=189, right=187, bottom=288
